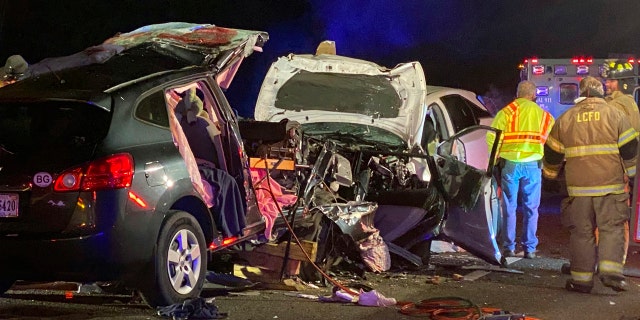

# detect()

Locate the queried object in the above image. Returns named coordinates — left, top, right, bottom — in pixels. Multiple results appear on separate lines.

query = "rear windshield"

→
left=0, top=101, right=110, bottom=153
left=275, top=70, right=402, bottom=118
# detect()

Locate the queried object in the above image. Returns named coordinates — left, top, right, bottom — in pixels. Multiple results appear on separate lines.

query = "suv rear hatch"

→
left=0, top=101, right=110, bottom=235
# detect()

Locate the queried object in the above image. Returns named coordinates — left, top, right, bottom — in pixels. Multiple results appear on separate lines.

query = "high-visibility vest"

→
left=487, top=98, right=554, bottom=162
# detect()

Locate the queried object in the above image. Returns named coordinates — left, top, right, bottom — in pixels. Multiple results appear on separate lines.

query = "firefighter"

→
left=602, top=59, right=640, bottom=131
left=543, top=76, right=638, bottom=293
left=603, top=59, right=638, bottom=262
left=487, top=80, right=554, bottom=259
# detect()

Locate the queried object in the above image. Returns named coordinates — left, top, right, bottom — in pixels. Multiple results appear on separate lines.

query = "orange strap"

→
left=397, top=297, right=542, bottom=320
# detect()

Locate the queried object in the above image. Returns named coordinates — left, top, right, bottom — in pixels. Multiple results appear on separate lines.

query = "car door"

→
left=431, top=125, right=505, bottom=266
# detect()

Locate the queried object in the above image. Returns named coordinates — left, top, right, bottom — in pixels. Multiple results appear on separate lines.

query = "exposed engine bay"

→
left=239, top=119, right=432, bottom=206
left=239, top=119, right=447, bottom=274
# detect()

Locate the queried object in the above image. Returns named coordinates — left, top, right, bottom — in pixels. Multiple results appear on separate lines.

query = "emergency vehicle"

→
left=519, top=57, right=639, bottom=119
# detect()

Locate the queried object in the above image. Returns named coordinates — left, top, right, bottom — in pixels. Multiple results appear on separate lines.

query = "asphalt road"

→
left=2, top=192, right=640, bottom=320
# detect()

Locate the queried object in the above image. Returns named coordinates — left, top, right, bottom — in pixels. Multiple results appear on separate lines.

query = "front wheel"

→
left=138, top=211, right=207, bottom=308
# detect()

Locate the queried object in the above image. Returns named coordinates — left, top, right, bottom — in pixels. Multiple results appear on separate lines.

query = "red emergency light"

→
left=628, top=58, right=636, bottom=64
left=571, top=57, right=593, bottom=65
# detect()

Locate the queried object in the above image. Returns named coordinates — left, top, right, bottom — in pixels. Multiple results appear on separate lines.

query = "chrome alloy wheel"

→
left=166, top=228, right=202, bottom=295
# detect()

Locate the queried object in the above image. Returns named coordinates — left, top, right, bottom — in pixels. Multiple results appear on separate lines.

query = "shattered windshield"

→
left=302, top=122, right=406, bottom=148
left=275, top=71, right=402, bottom=118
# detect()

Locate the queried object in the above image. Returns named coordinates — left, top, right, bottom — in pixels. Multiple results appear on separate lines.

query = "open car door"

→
left=433, top=125, right=506, bottom=266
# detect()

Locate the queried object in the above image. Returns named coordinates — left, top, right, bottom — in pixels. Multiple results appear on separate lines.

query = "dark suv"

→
left=0, top=23, right=283, bottom=307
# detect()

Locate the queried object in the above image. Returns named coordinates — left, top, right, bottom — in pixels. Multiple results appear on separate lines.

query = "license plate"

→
left=0, top=193, right=19, bottom=217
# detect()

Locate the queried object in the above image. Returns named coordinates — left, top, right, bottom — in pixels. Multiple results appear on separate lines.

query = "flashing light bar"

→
left=524, top=58, right=539, bottom=64
left=572, top=57, right=594, bottom=65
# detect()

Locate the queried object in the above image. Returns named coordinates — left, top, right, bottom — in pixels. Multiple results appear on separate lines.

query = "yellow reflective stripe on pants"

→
left=599, top=260, right=624, bottom=275
left=570, top=270, right=593, bottom=283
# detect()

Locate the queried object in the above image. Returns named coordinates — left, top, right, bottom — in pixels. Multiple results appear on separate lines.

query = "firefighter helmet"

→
left=602, top=59, right=635, bottom=80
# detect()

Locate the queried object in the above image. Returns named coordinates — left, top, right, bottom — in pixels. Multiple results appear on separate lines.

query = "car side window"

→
left=136, top=91, right=170, bottom=127
left=465, top=99, right=491, bottom=120
left=440, top=95, right=480, bottom=132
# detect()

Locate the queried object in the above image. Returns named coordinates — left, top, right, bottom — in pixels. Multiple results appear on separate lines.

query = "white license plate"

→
left=0, top=193, right=19, bottom=217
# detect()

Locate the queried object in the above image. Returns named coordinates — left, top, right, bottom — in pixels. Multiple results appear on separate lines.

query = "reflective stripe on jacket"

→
left=543, top=97, right=639, bottom=197
left=487, top=97, right=554, bottom=162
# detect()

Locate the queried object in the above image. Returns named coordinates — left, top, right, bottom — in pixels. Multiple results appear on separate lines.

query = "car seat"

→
left=177, top=88, right=220, bottom=168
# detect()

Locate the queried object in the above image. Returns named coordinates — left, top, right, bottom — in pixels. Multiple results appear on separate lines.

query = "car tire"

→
left=138, top=210, right=207, bottom=308
left=0, top=279, right=15, bottom=294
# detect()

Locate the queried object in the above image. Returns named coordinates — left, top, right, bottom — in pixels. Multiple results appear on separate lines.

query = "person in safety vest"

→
left=543, top=76, right=638, bottom=293
left=486, top=80, right=554, bottom=259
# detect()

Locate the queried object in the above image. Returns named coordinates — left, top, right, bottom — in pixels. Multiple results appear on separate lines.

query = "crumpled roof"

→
left=0, top=22, right=268, bottom=103
left=104, top=22, right=247, bottom=51
left=20, top=22, right=266, bottom=81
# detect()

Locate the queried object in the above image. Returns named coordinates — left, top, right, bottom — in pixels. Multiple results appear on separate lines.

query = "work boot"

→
left=600, top=274, right=628, bottom=292
left=565, top=280, right=593, bottom=293
left=524, top=251, right=536, bottom=259
left=503, top=250, right=516, bottom=257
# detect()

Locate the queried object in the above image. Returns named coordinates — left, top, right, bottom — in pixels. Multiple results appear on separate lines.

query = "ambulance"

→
left=518, top=56, right=639, bottom=119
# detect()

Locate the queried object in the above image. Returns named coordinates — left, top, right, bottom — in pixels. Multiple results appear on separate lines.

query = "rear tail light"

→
left=54, top=153, right=134, bottom=192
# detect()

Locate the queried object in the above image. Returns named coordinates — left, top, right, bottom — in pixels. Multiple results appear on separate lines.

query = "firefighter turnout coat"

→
left=606, top=91, right=640, bottom=133
left=543, top=96, right=637, bottom=196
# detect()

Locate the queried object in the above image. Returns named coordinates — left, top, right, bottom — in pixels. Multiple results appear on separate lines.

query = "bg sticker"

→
left=33, top=172, right=53, bottom=187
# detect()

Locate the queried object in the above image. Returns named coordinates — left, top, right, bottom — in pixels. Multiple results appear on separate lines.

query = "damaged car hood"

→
left=254, top=54, right=427, bottom=146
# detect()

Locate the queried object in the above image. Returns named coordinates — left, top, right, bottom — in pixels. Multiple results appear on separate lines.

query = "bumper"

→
left=0, top=229, right=149, bottom=282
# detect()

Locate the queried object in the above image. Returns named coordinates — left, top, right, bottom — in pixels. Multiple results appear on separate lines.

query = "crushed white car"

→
left=251, top=43, right=504, bottom=269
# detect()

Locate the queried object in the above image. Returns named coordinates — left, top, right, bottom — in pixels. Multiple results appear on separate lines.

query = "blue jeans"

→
left=500, top=159, right=542, bottom=253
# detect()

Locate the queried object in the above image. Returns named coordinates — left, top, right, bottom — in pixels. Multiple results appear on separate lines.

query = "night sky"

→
left=1, top=0, right=640, bottom=117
